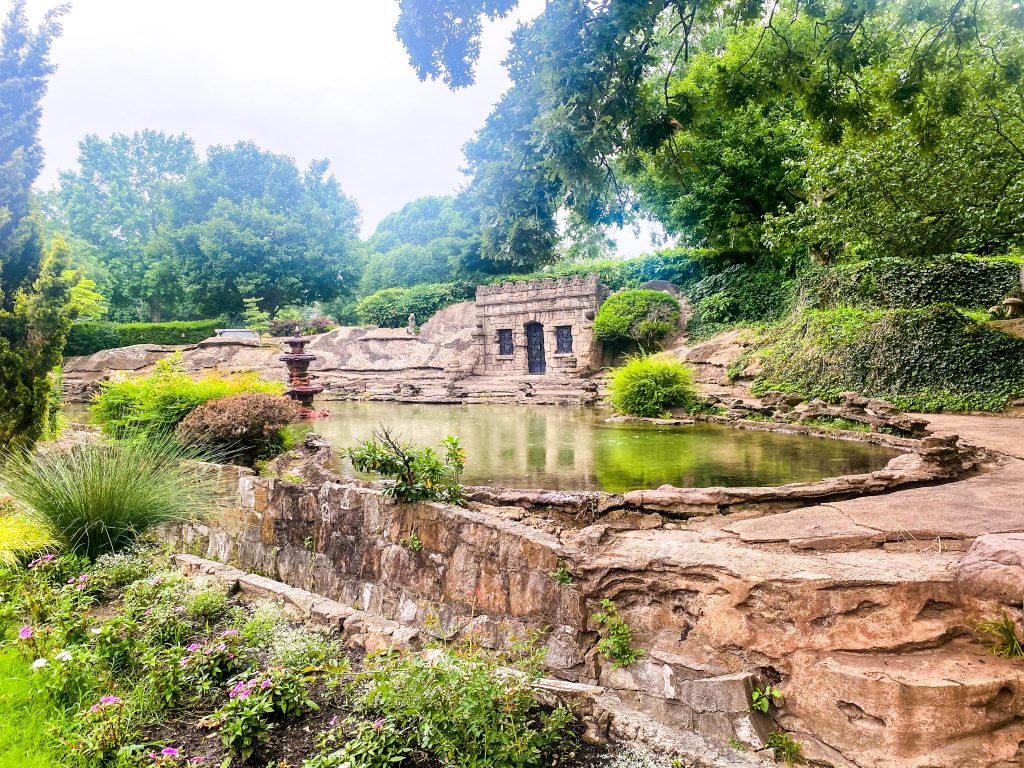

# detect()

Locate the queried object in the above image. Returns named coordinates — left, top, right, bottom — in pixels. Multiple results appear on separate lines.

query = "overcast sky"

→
left=25, top=0, right=659, bottom=254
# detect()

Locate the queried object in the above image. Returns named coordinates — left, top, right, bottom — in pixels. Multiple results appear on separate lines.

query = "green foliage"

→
left=0, top=5, right=76, bottom=452
left=339, top=647, right=574, bottom=768
left=977, top=614, right=1024, bottom=658
left=752, top=306, right=1024, bottom=412
left=491, top=248, right=708, bottom=293
left=548, top=560, right=572, bottom=585
left=53, top=135, right=362, bottom=321
left=90, top=353, right=284, bottom=438
left=607, top=353, right=697, bottom=418
left=355, top=282, right=474, bottom=327
left=0, top=649, right=64, bottom=767
left=64, top=319, right=221, bottom=356
left=348, top=428, right=466, bottom=504
left=0, top=504, right=56, bottom=567
left=175, top=392, right=301, bottom=465
left=750, top=685, right=783, bottom=714
left=0, top=434, right=217, bottom=559
left=593, top=290, right=681, bottom=350
left=799, top=255, right=1024, bottom=312
left=242, top=297, right=270, bottom=336
left=402, top=532, right=424, bottom=552
left=592, top=599, right=643, bottom=669
left=685, top=263, right=796, bottom=338
left=765, top=731, right=804, bottom=765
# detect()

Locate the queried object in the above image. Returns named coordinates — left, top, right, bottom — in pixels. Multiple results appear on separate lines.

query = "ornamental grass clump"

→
left=0, top=435, right=218, bottom=560
left=607, top=353, right=698, bottom=418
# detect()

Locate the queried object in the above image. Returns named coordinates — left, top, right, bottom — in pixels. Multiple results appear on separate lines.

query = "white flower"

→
left=55, top=651, right=72, bottom=662
left=90, top=627, right=101, bottom=635
left=32, top=658, right=47, bottom=668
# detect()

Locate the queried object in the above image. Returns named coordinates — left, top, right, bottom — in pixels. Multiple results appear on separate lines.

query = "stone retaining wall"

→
left=166, top=450, right=1024, bottom=768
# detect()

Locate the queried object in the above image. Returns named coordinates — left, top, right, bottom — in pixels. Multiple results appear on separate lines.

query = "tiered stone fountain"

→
left=280, top=329, right=328, bottom=418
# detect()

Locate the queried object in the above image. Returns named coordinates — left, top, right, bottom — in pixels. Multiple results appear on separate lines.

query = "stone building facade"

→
left=473, top=274, right=608, bottom=376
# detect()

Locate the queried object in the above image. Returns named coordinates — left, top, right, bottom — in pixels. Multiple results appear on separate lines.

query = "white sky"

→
left=25, top=0, right=660, bottom=255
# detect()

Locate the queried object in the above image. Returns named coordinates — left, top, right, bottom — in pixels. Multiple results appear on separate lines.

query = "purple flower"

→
left=27, top=554, right=55, bottom=568
left=328, top=715, right=339, bottom=728
left=221, top=629, right=238, bottom=637
left=236, top=690, right=250, bottom=699
left=186, top=643, right=201, bottom=652
left=100, top=696, right=121, bottom=705
left=189, top=758, right=206, bottom=764
left=179, top=658, right=189, bottom=668
left=67, top=577, right=76, bottom=584
left=372, top=717, right=386, bottom=731
left=148, top=576, right=162, bottom=586
left=260, top=679, right=271, bottom=689
left=18, top=625, right=34, bottom=641
left=161, top=747, right=179, bottom=757
left=216, top=643, right=226, bottom=652
left=77, top=574, right=88, bottom=582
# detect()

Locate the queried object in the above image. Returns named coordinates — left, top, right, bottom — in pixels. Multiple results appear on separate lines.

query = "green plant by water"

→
left=347, top=427, right=466, bottom=504
left=607, top=353, right=699, bottom=418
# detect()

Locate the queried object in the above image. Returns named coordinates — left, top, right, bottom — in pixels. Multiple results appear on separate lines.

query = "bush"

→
left=685, top=263, right=795, bottom=338
left=752, top=306, right=1024, bottom=411
left=356, top=282, right=474, bottom=328
left=334, top=648, right=574, bottom=768
left=491, top=247, right=709, bottom=292
left=0, top=435, right=217, bottom=559
left=347, top=428, right=465, bottom=504
left=0, top=501, right=55, bottom=567
left=175, top=393, right=300, bottom=464
left=799, top=254, right=1024, bottom=311
left=607, top=353, right=698, bottom=417
left=65, top=320, right=222, bottom=357
left=91, top=353, right=285, bottom=438
left=593, top=289, right=682, bottom=350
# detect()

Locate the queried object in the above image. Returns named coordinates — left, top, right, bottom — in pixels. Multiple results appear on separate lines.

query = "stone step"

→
left=785, top=643, right=1024, bottom=768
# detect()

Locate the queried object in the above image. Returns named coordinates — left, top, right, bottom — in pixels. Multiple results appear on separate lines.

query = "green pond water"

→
left=65, top=401, right=901, bottom=492
left=306, top=401, right=901, bottom=493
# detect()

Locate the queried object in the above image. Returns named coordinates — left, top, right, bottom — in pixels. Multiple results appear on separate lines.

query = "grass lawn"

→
left=0, top=648, right=63, bottom=768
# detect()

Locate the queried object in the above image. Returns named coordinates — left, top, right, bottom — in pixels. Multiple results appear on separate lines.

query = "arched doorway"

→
left=525, top=322, right=546, bottom=374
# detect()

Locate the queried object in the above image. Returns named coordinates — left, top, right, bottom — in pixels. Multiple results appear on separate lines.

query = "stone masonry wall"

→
left=168, top=467, right=1024, bottom=768
left=474, top=274, right=608, bottom=375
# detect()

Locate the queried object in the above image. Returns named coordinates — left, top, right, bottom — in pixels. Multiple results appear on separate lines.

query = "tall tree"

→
left=57, top=130, right=197, bottom=320
left=0, top=1, right=75, bottom=448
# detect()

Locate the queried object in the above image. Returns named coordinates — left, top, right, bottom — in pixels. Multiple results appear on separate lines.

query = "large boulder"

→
left=957, top=533, right=1024, bottom=605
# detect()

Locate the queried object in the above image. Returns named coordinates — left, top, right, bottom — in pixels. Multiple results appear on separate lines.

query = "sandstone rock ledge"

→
left=162, top=432, right=1024, bottom=768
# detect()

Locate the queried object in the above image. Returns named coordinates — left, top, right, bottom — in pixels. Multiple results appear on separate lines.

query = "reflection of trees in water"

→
left=310, top=403, right=897, bottom=492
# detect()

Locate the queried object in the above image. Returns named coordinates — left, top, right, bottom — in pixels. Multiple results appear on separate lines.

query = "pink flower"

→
left=100, top=696, right=121, bottom=705
left=77, top=574, right=88, bottom=582
left=161, top=747, right=179, bottom=757
left=179, top=658, right=189, bottom=668
left=28, top=554, right=55, bottom=568
left=18, top=625, right=34, bottom=641
left=260, top=679, right=271, bottom=689
left=148, top=576, right=162, bottom=586
left=216, top=643, right=226, bottom=652
left=221, top=629, right=238, bottom=636
left=372, top=717, right=386, bottom=731
left=189, top=758, right=206, bottom=764
left=148, top=751, right=158, bottom=759
left=186, top=643, right=201, bottom=652
left=328, top=715, right=339, bottom=728
left=236, top=690, right=250, bottom=699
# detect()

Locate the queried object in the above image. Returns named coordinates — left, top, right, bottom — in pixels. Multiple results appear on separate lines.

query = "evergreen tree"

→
left=0, top=2, right=74, bottom=448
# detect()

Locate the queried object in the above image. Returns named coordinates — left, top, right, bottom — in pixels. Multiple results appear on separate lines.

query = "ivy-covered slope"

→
left=697, top=254, right=1024, bottom=412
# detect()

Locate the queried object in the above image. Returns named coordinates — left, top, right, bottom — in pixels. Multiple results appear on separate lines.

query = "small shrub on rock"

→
left=607, top=353, right=698, bottom=418
left=347, top=427, right=465, bottom=504
left=593, top=289, right=681, bottom=350
left=175, top=392, right=301, bottom=463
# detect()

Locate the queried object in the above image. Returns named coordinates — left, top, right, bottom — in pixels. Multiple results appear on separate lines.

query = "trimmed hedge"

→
left=799, top=254, right=1024, bottom=311
left=356, top=282, right=474, bottom=328
left=491, top=247, right=709, bottom=292
left=593, top=289, right=681, bottom=350
left=65, top=320, right=222, bottom=356
left=751, top=306, right=1024, bottom=412
left=686, top=263, right=795, bottom=338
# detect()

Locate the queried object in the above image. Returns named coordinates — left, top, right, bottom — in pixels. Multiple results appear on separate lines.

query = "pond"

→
left=306, top=401, right=901, bottom=493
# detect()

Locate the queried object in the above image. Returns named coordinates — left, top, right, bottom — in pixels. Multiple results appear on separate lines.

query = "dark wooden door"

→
left=525, top=322, right=546, bottom=374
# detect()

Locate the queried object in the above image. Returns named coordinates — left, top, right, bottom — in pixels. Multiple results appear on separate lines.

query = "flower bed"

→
left=0, top=547, right=596, bottom=768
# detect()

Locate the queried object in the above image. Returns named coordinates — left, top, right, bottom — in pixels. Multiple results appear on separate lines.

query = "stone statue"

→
left=407, top=313, right=417, bottom=334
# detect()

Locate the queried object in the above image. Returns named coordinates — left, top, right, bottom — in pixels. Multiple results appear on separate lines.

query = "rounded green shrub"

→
left=607, top=353, right=697, bottom=417
left=355, top=282, right=473, bottom=327
left=594, top=289, right=681, bottom=350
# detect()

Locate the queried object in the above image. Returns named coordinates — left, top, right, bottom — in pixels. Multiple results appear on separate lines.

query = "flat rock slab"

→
left=924, top=413, right=1024, bottom=459
left=723, top=460, right=1024, bottom=548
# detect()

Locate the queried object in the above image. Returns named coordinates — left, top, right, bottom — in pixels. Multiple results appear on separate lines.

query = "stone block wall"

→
left=474, top=274, right=608, bottom=376
left=170, top=471, right=1024, bottom=768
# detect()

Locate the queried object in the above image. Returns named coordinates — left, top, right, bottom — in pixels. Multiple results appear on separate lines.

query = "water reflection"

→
left=307, top=402, right=901, bottom=493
